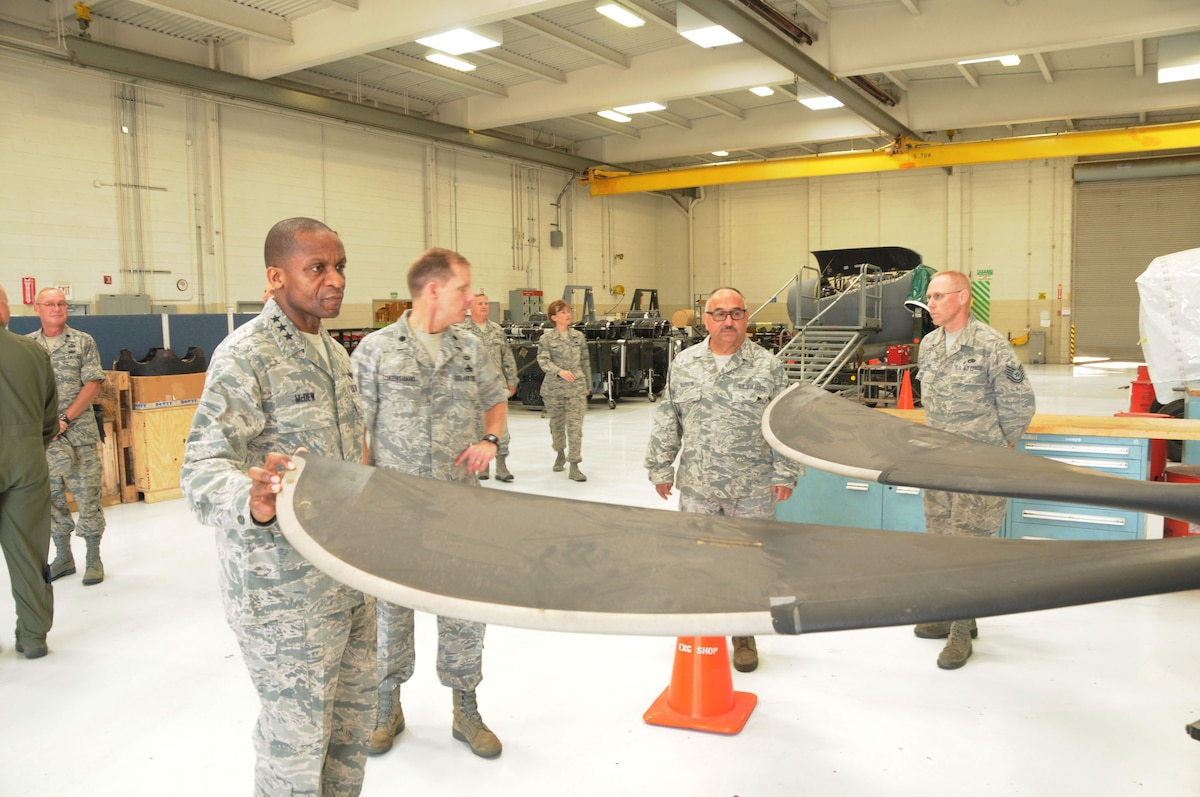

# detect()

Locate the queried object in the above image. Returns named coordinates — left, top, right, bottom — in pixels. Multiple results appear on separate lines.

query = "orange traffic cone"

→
left=897, top=370, right=915, bottom=410
left=643, top=636, right=757, bottom=734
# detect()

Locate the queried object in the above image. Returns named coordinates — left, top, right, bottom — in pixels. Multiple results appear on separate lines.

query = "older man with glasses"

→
left=645, top=286, right=798, bottom=673
left=912, top=269, right=1035, bottom=670
left=28, top=287, right=108, bottom=585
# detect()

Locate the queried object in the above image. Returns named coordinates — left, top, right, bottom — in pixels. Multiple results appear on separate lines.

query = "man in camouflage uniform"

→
left=914, top=269, right=1036, bottom=670
left=1, top=284, right=58, bottom=658
left=456, top=292, right=518, bottom=482
left=28, top=287, right=107, bottom=585
left=181, top=218, right=376, bottom=796
left=645, top=287, right=797, bottom=673
left=353, top=247, right=509, bottom=759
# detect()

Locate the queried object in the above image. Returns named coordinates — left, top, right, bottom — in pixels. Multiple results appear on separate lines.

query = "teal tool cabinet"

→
left=775, top=432, right=1150, bottom=541
left=775, top=467, right=927, bottom=532
left=1003, top=433, right=1148, bottom=540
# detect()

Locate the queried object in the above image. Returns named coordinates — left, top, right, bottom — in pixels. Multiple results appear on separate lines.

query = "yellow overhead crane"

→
left=582, top=121, right=1200, bottom=197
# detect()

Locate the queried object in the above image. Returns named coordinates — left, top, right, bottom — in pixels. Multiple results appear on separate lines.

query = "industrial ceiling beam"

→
left=616, top=0, right=676, bottom=31
left=677, top=0, right=922, bottom=143
left=58, top=37, right=606, bottom=173
left=73, top=0, right=294, bottom=44
left=363, top=50, right=508, bottom=98
left=691, top=95, right=745, bottom=120
left=571, top=114, right=641, bottom=138
left=584, top=121, right=1200, bottom=196
left=510, top=14, right=628, bottom=70
left=475, top=47, right=566, bottom=83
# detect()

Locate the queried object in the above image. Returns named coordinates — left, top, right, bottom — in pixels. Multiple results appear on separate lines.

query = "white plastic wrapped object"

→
left=1136, top=247, right=1200, bottom=404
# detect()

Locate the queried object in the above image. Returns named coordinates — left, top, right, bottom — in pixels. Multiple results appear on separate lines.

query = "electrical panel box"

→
left=509, top=289, right=544, bottom=323
left=1028, top=331, right=1046, bottom=364
left=97, top=294, right=152, bottom=315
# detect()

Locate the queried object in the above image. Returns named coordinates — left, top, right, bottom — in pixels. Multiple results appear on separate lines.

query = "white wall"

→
left=1, top=52, right=1074, bottom=359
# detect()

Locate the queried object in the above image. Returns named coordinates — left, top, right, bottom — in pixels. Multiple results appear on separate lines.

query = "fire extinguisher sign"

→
left=21, top=277, right=36, bottom=304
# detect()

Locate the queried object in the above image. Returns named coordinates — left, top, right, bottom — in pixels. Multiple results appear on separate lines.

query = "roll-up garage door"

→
left=1073, top=175, right=1200, bottom=361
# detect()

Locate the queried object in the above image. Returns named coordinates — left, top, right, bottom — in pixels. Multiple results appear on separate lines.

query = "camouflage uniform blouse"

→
left=917, top=314, right=1036, bottom=447
left=27, top=325, right=105, bottom=447
left=536, top=327, right=590, bottom=398
left=181, top=300, right=365, bottom=625
left=645, top=338, right=797, bottom=500
left=352, top=311, right=508, bottom=481
left=458, top=318, right=518, bottom=388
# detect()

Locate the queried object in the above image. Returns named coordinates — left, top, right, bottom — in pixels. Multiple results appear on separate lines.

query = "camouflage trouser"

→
left=922, top=489, right=1009, bottom=538
left=680, top=492, right=775, bottom=521
left=544, top=393, right=586, bottom=463
left=46, top=439, right=105, bottom=541
left=377, top=601, right=484, bottom=695
left=472, top=417, right=511, bottom=457
left=232, top=599, right=376, bottom=797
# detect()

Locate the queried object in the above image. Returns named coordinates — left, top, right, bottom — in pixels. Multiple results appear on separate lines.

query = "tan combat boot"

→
left=494, top=456, right=514, bottom=482
left=732, top=636, right=758, bottom=672
left=369, top=688, right=406, bottom=756
left=914, top=619, right=978, bottom=639
left=50, top=537, right=76, bottom=582
left=82, top=538, right=104, bottom=586
left=937, top=619, right=975, bottom=670
left=553, top=451, right=566, bottom=472
left=452, top=689, right=502, bottom=758
left=568, top=464, right=587, bottom=482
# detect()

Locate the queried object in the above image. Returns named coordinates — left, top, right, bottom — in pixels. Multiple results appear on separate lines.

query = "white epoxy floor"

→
left=3, top=362, right=1199, bottom=796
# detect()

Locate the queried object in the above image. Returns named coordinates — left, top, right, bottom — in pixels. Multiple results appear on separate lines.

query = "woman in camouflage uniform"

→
left=537, top=299, right=591, bottom=482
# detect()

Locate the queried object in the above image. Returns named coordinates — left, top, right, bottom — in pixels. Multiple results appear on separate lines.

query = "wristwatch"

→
left=59, top=413, right=70, bottom=425
left=481, top=434, right=500, bottom=448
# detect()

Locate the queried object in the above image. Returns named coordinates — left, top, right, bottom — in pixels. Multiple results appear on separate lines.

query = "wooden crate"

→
left=130, top=406, right=198, bottom=503
left=99, top=370, right=138, bottom=503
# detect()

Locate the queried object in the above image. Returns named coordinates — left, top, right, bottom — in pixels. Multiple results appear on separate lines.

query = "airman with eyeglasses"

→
left=913, top=269, right=1036, bottom=671
left=28, top=287, right=108, bottom=586
left=646, top=286, right=798, bottom=675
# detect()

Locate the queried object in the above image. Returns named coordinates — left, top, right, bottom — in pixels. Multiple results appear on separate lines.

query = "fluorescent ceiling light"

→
left=613, top=101, right=666, bottom=114
left=597, top=110, right=632, bottom=123
left=425, top=52, right=477, bottom=72
left=957, top=54, right=1021, bottom=66
left=711, top=150, right=729, bottom=157
left=596, top=2, right=645, bottom=28
left=799, top=95, right=844, bottom=110
left=1158, top=33, right=1200, bottom=83
left=677, top=5, right=742, bottom=48
left=416, top=25, right=502, bottom=55
left=749, top=86, right=775, bottom=97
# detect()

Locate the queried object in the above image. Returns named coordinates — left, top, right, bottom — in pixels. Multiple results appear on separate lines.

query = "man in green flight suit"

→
left=1, top=283, right=59, bottom=658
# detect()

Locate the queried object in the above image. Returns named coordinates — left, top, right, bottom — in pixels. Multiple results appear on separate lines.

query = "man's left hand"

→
left=456, top=442, right=497, bottom=475
left=771, top=485, right=793, bottom=503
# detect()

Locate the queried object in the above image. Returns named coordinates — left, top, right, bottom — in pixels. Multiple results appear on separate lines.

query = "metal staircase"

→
left=777, top=327, right=869, bottom=389
left=774, top=264, right=885, bottom=391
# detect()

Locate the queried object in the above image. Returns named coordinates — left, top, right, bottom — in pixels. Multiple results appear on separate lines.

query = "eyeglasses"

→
left=923, top=290, right=967, bottom=303
left=705, top=308, right=748, bottom=322
left=38, top=302, right=68, bottom=309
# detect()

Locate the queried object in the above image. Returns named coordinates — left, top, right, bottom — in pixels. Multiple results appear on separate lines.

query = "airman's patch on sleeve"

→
left=1005, top=364, right=1026, bottom=383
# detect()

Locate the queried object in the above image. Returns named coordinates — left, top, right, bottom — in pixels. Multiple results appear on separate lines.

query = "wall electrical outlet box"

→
left=549, top=230, right=564, bottom=248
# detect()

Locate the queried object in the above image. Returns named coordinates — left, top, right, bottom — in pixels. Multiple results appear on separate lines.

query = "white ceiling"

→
left=4, top=0, right=1200, bottom=173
